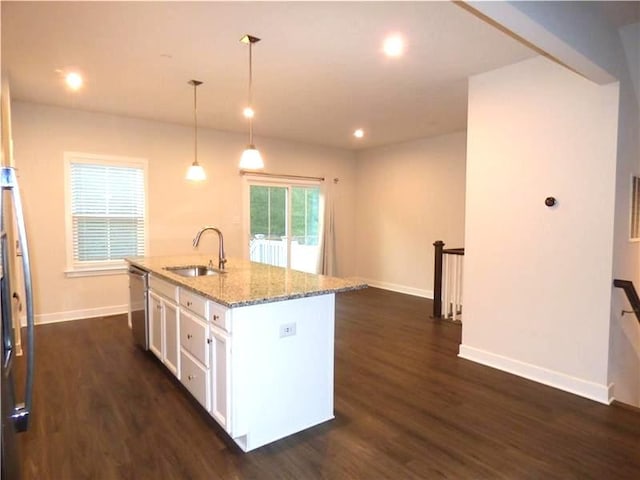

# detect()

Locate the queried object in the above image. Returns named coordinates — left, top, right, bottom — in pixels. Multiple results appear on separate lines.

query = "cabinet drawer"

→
left=180, top=349, right=210, bottom=410
left=209, top=301, right=230, bottom=332
left=180, top=289, right=208, bottom=318
left=150, top=276, right=178, bottom=302
left=180, top=310, right=209, bottom=367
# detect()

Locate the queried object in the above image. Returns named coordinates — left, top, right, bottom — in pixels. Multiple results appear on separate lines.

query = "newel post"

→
left=433, top=240, right=444, bottom=318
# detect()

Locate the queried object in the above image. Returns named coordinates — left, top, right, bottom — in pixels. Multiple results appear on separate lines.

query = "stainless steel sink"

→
left=164, top=265, right=223, bottom=277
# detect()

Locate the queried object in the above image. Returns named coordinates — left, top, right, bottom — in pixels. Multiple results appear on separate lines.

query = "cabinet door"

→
left=164, top=301, right=179, bottom=377
left=148, top=293, right=163, bottom=360
left=180, top=310, right=209, bottom=367
left=210, top=326, right=231, bottom=432
left=181, top=349, right=210, bottom=410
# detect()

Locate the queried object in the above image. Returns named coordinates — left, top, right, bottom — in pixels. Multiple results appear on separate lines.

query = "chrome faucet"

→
left=193, top=226, right=227, bottom=270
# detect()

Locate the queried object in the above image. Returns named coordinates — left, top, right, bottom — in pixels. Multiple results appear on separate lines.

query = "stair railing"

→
left=613, top=279, right=640, bottom=322
left=433, top=240, right=465, bottom=321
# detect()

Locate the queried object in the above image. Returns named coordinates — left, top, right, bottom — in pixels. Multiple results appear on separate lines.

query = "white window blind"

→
left=68, top=159, right=146, bottom=267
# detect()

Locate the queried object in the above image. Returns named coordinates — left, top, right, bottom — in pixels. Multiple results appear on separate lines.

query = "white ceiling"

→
left=2, top=1, right=542, bottom=150
left=601, top=1, right=640, bottom=28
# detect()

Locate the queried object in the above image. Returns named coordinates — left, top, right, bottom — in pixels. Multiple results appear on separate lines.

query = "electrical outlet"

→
left=279, top=322, right=296, bottom=338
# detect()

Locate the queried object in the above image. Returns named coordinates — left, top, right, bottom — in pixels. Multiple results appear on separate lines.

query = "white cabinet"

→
left=140, top=268, right=337, bottom=453
left=180, top=348, right=210, bottom=409
left=148, top=292, right=163, bottom=360
left=180, top=309, right=209, bottom=367
left=180, top=289, right=208, bottom=318
left=148, top=276, right=180, bottom=377
left=178, top=289, right=231, bottom=432
left=209, top=301, right=230, bottom=332
left=179, top=303, right=212, bottom=411
left=210, top=324, right=230, bottom=431
left=163, top=301, right=179, bottom=376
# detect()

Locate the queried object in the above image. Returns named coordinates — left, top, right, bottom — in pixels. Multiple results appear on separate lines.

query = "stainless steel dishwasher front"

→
left=128, top=265, right=148, bottom=349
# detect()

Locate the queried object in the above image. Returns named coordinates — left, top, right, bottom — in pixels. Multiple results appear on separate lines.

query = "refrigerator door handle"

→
left=2, top=343, right=13, bottom=373
left=2, top=167, right=34, bottom=432
left=1, top=233, right=15, bottom=372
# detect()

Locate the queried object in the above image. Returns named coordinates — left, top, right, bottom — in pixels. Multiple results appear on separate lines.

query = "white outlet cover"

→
left=279, top=322, right=296, bottom=338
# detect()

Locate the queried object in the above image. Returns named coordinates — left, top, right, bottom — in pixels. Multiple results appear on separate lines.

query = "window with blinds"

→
left=631, top=175, right=640, bottom=241
left=65, top=153, right=147, bottom=272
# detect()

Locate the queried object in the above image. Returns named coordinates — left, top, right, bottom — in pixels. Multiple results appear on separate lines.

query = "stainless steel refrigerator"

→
left=1, top=166, right=35, bottom=480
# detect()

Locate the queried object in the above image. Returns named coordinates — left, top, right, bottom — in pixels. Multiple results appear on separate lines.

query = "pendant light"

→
left=239, top=34, right=264, bottom=170
left=186, top=79, right=206, bottom=181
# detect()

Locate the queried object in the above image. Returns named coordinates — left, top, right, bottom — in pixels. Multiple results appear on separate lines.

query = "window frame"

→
left=242, top=174, right=324, bottom=270
left=630, top=174, right=640, bottom=243
left=63, top=152, right=149, bottom=277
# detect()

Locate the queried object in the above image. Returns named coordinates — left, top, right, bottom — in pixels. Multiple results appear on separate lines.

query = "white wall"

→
left=607, top=22, right=640, bottom=406
left=354, top=132, right=466, bottom=297
left=11, top=101, right=357, bottom=322
left=461, top=56, right=620, bottom=403
left=466, top=0, right=640, bottom=409
left=619, top=23, right=640, bottom=108
left=609, top=72, right=640, bottom=406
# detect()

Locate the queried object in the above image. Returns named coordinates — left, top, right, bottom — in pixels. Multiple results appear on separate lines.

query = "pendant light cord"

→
left=248, top=41, right=253, bottom=145
left=193, top=82, right=198, bottom=164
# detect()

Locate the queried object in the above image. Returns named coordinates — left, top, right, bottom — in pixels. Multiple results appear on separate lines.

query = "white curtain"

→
left=317, top=183, right=336, bottom=276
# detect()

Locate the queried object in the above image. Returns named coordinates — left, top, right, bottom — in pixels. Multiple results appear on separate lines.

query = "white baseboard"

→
left=458, top=344, right=613, bottom=405
left=357, top=277, right=433, bottom=299
left=29, top=304, right=129, bottom=325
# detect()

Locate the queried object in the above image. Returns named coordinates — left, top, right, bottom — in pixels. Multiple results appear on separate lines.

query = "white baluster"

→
left=457, top=256, right=463, bottom=319
left=442, top=253, right=448, bottom=318
left=452, top=255, right=459, bottom=321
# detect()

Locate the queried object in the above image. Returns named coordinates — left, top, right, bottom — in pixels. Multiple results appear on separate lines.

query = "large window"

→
left=65, top=153, right=147, bottom=275
left=246, top=178, right=322, bottom=273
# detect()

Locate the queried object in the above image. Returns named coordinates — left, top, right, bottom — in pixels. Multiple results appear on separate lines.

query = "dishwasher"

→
left=128, top=265, right=148, bottom=349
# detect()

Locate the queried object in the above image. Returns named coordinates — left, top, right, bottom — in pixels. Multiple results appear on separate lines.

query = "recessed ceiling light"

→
left=354, top=129, right=364, bottom=138
left=65, top=72, right=83, bottom=91
left=383, top=34, right=405, bottom=57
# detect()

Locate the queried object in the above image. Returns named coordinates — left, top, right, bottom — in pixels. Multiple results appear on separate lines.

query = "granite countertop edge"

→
left=127, top=255, right=367, bottom=308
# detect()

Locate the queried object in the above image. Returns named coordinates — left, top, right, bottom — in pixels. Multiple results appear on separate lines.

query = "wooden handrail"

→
left=613, top=279, right=640, bottom=323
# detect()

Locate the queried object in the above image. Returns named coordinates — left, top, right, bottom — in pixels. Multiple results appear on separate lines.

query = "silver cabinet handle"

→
left=188, top=374, right=195, bottom=380
left=187, top=301, right=192, bottom=307
left=213, top=314, right=219, bottom=321
left=187, top=333, right=192, bottom=339
left=207, top=338, right=212, bottom=344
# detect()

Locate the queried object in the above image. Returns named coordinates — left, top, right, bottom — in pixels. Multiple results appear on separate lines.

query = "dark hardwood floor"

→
left=15, top=287, right=640, bottom=479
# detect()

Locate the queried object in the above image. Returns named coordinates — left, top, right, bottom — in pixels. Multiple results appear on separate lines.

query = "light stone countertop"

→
left=127, top=255, right=367, bottom=308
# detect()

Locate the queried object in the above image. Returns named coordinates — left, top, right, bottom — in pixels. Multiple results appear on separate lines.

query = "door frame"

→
left=242, top=174, right=323, bottom=267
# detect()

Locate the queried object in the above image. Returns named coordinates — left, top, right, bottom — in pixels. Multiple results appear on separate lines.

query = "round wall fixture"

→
left=545, top=197, right=557, bottom=207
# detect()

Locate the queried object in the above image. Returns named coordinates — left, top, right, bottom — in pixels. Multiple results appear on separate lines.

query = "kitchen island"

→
left=127, top=255, right=366, bottom=452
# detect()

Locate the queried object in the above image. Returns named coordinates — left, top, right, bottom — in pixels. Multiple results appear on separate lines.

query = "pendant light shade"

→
left=239, top=34, right=264, bottom=170
left=239, top=145, right=264, bottom=170
left=186, top=79, right=206, bottom=181
left=186, top=163, right=206, bottom=181
left=240, top=144, right=264, bottom=170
